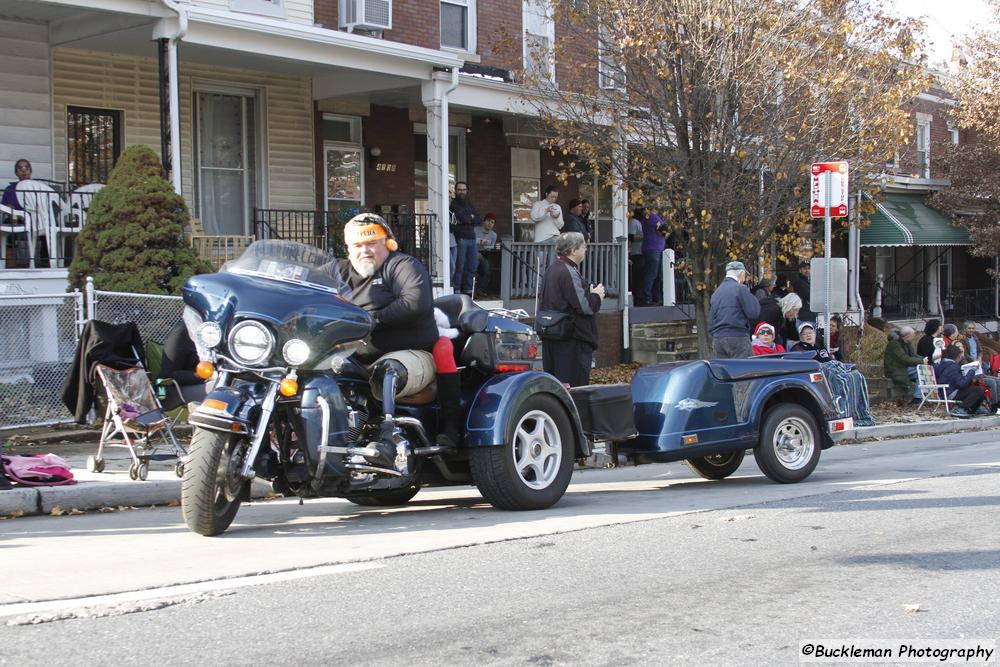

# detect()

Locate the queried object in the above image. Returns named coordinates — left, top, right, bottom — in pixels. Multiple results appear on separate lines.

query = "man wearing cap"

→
left=335, top=214, right=463, bottom=451
left=709, top=261, right=760, bottom=359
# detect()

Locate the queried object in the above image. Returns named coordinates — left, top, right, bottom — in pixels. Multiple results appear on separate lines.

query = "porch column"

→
left=612, top=137, right=629, bottom=310
left=927, top=248, right=940, bottom=316
left=153, top=6, right=187, bottom=195
left=421, top=70, right=458, bottom=293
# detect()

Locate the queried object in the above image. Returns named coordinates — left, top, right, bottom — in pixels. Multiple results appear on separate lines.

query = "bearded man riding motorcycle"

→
left=334, top=214, right=463, bottom=464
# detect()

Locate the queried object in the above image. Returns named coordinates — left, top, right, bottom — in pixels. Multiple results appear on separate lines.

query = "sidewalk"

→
left=3, top=415, right=1000, bottom=518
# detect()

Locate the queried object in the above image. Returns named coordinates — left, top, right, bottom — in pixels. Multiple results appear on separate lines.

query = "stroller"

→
left=62, top=320, right=187, bottom=481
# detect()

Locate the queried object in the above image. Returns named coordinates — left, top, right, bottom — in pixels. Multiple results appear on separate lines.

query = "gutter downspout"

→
left=159, top=0, right=187, bottom=195
left=438, top=67, right=460, bottom=294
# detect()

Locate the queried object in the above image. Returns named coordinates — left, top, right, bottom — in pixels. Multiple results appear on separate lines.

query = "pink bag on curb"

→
left=1, top=454, right=76, bottom=486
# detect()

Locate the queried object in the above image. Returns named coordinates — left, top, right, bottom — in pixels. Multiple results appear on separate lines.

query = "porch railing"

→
left=252, top=208, right=434, bottom=269
left=946, top=288, right=996, bottom=320
left=864, top=279, right=926, bottom=318
left=1, top=181, right=102, bottom=269
left=500, top=240, right=624, bottom=302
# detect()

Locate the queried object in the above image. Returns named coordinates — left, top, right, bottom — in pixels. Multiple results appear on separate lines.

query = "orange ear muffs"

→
left=386, top=238, right=398, bottom=251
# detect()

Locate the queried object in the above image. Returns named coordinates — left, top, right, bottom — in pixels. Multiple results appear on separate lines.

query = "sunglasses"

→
left=758, top=329, right=774, bottom=335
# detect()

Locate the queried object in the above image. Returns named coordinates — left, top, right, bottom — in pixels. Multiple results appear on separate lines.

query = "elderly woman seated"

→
left=751, top=322, right=785, bottom=355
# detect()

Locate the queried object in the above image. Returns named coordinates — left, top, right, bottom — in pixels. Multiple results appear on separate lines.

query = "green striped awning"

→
left=861, top=193, right=972, bottom=247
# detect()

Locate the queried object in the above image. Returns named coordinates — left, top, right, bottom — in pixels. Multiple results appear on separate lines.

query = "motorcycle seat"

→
left=434, top=294, right=488, bottom=333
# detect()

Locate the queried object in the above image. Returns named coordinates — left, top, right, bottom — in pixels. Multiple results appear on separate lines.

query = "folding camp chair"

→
left=92, top=364, right=187, bottom=480
left=915, top=363, right=952, bottom=415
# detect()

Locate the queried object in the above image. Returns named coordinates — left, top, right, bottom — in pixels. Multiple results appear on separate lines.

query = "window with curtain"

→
left=441, top=0, right=472, bottom=50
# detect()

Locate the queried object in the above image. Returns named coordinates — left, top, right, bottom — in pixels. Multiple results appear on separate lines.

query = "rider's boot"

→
left=435, top=372, right=463, bottom=448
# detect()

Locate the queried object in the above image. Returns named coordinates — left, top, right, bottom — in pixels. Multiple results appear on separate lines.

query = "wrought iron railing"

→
left=1, top=181, right=102, bottom=269
left=252, top=208, right=434, bottom=269
left=946, top=288, right=996, bottom=320
left=864, top=279, right=926, bottom=318
left=499, top=239, right=624, bottom=302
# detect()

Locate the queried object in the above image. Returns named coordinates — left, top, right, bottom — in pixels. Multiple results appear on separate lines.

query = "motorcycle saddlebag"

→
left=568, top=384, right=636, bottom=441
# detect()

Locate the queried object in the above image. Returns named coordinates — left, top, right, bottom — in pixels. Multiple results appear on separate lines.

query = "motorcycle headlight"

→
left=282, top=339, right=311, bottom=366
left=228, top=321, right=274, bottom=367
left=196, top=321, right=223, bottom=349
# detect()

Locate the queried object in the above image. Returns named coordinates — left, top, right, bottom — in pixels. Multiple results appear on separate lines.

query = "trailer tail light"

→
left=809, top=372, right=824, bottom=383
left=682, top=434, right=699, bottom=445
left=829, top=418, right=854, bottom=432
left=496, top=363, right=531, bottom=373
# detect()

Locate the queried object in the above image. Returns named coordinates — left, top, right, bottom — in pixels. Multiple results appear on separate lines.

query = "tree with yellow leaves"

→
left=522, top=0, right=928, bottom=356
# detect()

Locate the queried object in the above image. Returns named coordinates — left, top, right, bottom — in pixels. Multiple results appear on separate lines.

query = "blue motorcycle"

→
left=179, top=241, right=587, bottom=535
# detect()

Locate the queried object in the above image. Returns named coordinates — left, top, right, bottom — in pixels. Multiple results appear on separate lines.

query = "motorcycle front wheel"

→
left=182, top=428, right=250, bottom=536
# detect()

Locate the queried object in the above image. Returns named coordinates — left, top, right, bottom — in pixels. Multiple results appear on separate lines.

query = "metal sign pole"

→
left=824, top=170, right=833, bottom=355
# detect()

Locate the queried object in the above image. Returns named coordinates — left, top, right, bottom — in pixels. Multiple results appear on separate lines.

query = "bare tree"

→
left=933, top=12, right=1000, bottom=264
left=521, top=0, right=928, bottom=356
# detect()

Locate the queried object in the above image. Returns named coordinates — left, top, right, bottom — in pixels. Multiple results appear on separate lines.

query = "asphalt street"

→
left=1, top=430, right=999, bottom=666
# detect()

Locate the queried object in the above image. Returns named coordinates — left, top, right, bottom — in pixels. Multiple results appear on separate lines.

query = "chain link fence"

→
left=0, top=291, right=85, bottom=429
left=87, top=281, right=185, bottom=349
left=0, top=280, right=184, bottom=431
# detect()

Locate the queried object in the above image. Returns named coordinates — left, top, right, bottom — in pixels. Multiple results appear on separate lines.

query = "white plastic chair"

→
left=915, top=363, right=952, bottom=415
left=0, top=202, right=30, bottom=266
left=15, top=180, right=68, bottom=267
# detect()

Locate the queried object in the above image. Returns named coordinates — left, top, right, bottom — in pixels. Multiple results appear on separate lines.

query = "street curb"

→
left=2, top=425, right=194, bottom=446
left=3, top=479, right=273, bottom=517
left=834, top=415, right=1000, bottom=442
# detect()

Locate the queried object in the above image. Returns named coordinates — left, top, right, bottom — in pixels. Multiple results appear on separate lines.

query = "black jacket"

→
left=757, top=296, right=783, bottom=341
left=916, top=334, right=936, bottom=361
left=793, top=274, right=817, bottom=321
left=160, top=322, right=201, bottom=386
left=336, top=252, right=439, bottom=362
left=60, top=320, right=146, bottom=424
left=539, top=256, right=602, bottom=349
left=449, top=197, right=480, bottom=239
left=790, top=340, right=833, bottom=362
left=563, top=213, right=588, bottom=238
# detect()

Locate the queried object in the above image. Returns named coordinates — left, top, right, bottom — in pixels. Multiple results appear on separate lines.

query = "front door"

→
left=324, top=145, right=363, bottom=215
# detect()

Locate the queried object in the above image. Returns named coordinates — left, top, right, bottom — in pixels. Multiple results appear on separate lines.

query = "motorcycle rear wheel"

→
left=182, top=428, right=249, bottom=536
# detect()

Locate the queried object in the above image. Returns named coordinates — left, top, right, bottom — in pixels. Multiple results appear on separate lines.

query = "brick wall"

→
left=895, top=93, right=958, bottom=180
left=478, top=0, right=521, bottom=72
left=554, top=13, right=598, bottom=94
left=314, top=0, right=336, bottom=29
left=594, top=312, right=623, bottom=368
left=467, top=115, right=513, bottom=235
left=363, top=105, right=415, bottom=208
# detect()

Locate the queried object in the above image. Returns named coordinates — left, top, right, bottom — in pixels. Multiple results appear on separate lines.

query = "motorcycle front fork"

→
left=238, top=381, right=280, bottom=480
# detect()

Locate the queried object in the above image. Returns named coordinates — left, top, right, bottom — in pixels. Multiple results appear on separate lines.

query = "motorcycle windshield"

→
left=221, top=240, right=349, bottom=296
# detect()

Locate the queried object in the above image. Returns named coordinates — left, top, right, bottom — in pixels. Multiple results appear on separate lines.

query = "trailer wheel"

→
left=754, top=404, right=821, bottom=483
left=686, top=450, right=745, bottom=480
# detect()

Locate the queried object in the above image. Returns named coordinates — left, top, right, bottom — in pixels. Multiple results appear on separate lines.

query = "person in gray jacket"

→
left=709, top=261, right=760, bottom=359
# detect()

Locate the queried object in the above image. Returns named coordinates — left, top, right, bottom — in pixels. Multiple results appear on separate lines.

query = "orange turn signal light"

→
left=196, top=360, right=214, bottom=380
left=202, top=399, right=226, bottom=411
left=279, top=376, right=299, bottom=397
left=682, top=434, right=699, bottom=445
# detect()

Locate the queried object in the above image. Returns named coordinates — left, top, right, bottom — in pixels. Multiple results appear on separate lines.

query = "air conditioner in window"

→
left=339, top=0, right=391, bottom=32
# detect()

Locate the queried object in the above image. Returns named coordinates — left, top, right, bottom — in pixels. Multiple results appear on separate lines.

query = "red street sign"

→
left=810, top=161, right=849, bottom=218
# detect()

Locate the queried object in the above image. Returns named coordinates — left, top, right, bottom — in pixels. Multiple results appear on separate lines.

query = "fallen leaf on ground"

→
left=903, top=604, right=922, bottom=613
left=98, top=506, right=116, bottom=513
left=49, top=506, right=65, bottom=516
left=166, top=499, right=180, bottom=507
left=117, top=505, right=137, bottom=512
left=68, top=508, right=84, bottom=516
left=148, top=505, right=156, bottom=510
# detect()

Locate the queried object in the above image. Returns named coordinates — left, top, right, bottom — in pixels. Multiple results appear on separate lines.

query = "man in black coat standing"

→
left=449, top=181, right=480, bottom=295
left=793, top=259, right=817, bottom=322
left=539, top=232, right=604, bottom=387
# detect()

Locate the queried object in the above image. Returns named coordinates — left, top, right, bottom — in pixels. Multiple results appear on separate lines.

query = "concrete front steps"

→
left=631, top=321, right=701, bottom=365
